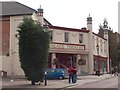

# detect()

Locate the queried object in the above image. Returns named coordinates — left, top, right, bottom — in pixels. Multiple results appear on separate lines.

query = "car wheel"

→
left=59, top=76, right=63, bottom=80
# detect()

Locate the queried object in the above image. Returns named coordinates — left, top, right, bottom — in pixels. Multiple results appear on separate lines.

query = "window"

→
left=93, top=36, right=95, bottom=49
left=49, top=31, right=53, bottom=42
left=100, top=40, right=103, bottom=53
left=64, top=32, right=69, bottom=42
left=104, top=41, right=106, bottom=54
left=79, top=34, right=83, bottom=43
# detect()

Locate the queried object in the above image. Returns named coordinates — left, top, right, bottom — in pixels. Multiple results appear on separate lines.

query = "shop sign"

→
left=50, top=43, right=85, bottom=50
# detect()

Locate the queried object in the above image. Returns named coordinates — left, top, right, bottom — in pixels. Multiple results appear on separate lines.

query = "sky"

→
left=1, top=0, right=120, bottom=33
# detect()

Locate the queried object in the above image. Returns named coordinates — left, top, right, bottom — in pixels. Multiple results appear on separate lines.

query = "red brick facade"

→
left=1, top=17, right=10, bottom=56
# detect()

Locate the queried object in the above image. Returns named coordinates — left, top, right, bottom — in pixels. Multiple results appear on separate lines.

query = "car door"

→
left=47, top=69, right=55, bottom=79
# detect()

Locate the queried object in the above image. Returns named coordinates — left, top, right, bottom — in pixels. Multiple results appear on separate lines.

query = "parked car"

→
left=46, top=68, right=65, bottom=79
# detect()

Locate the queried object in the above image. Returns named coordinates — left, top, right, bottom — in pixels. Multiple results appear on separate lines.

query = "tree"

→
left=17, top=18, right=50, bottom=85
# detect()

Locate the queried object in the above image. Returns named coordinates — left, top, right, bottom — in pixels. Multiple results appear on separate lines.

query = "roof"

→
left=48, top=25, right=90, bottom=33
left=93, top=32, right=107, bottom=40
left=0, top=1, right=36, bottom=16
left=44, top=18, right=52, bottom=26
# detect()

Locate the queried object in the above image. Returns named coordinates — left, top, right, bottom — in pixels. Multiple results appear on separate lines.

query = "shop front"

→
left=48, top=53, right=77, bottom=69
left=94, top=55, right=108, bottom=74
left=48, top=42, right=89, bottom=75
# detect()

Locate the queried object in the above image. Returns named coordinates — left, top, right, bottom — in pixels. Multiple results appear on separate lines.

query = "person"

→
left=111, top=67, right=114, bottom=76
left=72, top=67, right=77, bottom=83
left=68, top=67, right=74, bottom=83
left=114, top=66, right=118, bottom=76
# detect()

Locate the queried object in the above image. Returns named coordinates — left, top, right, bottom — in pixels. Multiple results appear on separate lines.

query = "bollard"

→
left=45, top=71, right=47, bottom=86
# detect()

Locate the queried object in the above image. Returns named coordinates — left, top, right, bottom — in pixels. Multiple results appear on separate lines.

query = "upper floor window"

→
left=93, top=36, right=95, bottom=49
left=79, top=34, right=83, bottom=43
left=104, top=41, right=106, bottom=54
left=100, top=40, right=103, bottom=53
left=97, top=37, right=99, bottom=44
left=64, top=32, right=69, bottom=42
left=49, top=31, right=53, bottom=42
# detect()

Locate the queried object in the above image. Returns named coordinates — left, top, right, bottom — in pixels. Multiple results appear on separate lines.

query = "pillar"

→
left=76, top=54, right=81, bottom=75
left=107, top=58, right=110, bottom=73
left=51, top=53, right=56, bottom=68
left=87, top=15, right=94, bottom=74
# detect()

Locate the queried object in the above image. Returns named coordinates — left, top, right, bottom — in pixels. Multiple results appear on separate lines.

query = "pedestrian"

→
left=72, top=67, right=77, bottom=83
left=68, top=67, right=74, bottom=83
left=114, top=66, right=118, bottom=76
left=111, top=67, right=114, bottom=76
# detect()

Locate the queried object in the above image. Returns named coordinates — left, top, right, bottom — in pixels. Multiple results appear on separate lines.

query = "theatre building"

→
left=1, top=1, right=109, bottom=76
left=48, top=26, right=90, bottom=75
left=47, top=18, right=109, bottom=75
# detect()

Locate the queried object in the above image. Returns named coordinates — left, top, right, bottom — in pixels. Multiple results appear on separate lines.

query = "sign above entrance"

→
left=50, top=43, right=85, bottom=50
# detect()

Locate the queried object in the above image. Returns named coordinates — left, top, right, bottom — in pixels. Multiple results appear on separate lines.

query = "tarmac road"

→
left=74, top=76, right=118, bottom=88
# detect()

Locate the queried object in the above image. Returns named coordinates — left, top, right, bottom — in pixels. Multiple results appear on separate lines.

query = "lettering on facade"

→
left=50, top=43, right=85, bottom=50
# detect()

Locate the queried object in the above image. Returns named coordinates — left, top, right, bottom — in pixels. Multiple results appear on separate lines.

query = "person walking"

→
left=68, top=67, right=74, bottom=83
left=72, top=67, right=77, bottom=83
left=111, top=67, right=114, bottom=76
left=114, top=66, right=118, bottom=76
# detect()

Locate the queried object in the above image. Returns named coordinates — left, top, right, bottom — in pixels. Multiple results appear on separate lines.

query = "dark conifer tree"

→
left=17, top=18, right=49, bottom=85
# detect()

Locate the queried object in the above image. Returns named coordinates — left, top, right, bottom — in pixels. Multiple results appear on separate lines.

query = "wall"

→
left=8, top=15, right=32, bottom=75
left=49, top=28, right=89, bottom=52
left=1, top=17, right=10, bottom=56
left=93, top=34, right=107, bottom=57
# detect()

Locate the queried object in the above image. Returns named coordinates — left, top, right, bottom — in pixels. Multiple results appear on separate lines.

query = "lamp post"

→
left=44, top=71, right=47, bottom=86
left=96, top=44, right=100, bottom=76
left=96, top=44, right=99, bottom=55
left=43, top=25, right=49, bottom=86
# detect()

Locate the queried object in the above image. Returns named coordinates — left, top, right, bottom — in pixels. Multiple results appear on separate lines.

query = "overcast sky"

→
left=2, top=0, right=119, bottom=33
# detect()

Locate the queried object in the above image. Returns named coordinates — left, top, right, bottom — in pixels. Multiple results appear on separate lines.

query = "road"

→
left=1, top=75, right=119, bottom=90
left=74, top=76, right=118, bottom=88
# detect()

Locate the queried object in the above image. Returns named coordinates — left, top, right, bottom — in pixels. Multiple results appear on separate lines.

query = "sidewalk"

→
left=1, top=74, right=113, bottom=89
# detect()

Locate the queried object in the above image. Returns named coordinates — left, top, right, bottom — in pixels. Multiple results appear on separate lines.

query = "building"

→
left=0, top=1, right=109, bottom=76
left=98, top=19, right=120, bottom=69
left=0, top=1, right=51, bottom=76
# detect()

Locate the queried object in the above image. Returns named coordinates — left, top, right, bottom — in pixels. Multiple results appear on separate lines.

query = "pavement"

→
left=1, top=74, right=114, bottom=89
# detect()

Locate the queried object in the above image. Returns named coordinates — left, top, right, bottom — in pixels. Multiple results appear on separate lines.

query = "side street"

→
left=2, top=74, right=114, bottom=89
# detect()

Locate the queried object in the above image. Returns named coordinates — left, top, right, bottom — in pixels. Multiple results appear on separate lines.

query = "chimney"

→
left=87, top=14, right=92, bottom=31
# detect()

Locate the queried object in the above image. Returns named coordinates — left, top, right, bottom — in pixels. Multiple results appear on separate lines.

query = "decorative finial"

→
left=89, top=13, right=90, bottom=17
left=103, top=18, right=108, bottom=28
left=37, top=5, right=43, bottom=13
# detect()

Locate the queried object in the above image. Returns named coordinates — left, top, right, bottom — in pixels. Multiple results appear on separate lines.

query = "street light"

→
left=96, top=44, right=99, bottom=55
left=96, top=44, right=100, bottom=76
left=44, top=71, right=47, bottom=86
left=43, top=25, right=49, bottom=86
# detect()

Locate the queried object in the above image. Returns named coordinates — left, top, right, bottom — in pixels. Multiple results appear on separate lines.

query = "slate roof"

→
left=0, top=1, right=36, bottom=16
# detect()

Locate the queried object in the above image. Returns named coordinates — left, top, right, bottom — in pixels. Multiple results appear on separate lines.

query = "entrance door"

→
left=56, top=53, right=76, bottom=68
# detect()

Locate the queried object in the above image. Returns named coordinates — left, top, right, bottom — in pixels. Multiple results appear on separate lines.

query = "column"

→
left=76, top=54, right=81, bottom=75
left=107, top=58, right=110, bottom=73
left=51, top=53, right=56, bottom=68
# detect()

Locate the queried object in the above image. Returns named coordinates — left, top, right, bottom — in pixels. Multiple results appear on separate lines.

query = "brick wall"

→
left=1, top=16, right=10, bottom=56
